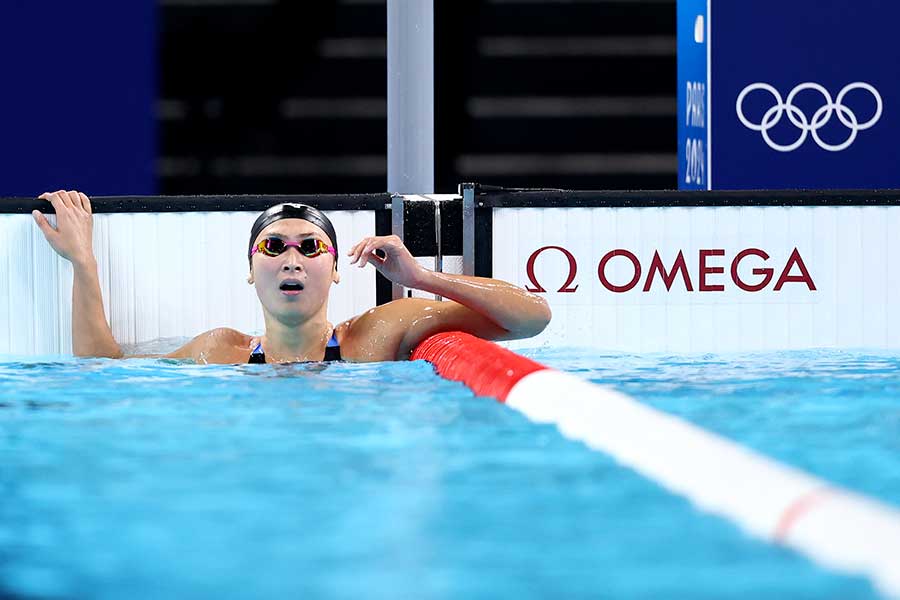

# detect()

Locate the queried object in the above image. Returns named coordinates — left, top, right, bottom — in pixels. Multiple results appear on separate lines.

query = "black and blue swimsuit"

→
left=248, top=332, right=342, bottom=364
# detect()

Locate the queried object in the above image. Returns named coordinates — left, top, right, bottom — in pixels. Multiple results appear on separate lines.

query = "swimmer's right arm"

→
left=33, top=192, right=242, bottom=362
left=33, top=190, right=124, bottom=358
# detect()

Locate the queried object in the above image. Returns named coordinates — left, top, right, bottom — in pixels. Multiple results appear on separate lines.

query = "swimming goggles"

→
left=251, top=237, right=336, bottom=259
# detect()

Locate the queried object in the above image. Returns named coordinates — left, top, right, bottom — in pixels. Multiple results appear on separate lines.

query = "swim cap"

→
left=248, top=203, right=338, bottom=269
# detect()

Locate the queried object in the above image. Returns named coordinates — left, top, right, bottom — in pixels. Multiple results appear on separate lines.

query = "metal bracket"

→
left=391, top=194, right=405, bottom=300
left=461, top=183, right=476, bottom=276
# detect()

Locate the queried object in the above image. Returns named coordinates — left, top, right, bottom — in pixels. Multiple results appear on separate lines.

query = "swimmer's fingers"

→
left=78, top=192, right=92, bottom=214
left=33, top=190, right=95, bottom=264
left=51, top=189, right=74, bottom=210
left=354, top=237, right=392, bottom=268
left=65, top=190, right=81, bottom=210
left=368, top=235, right=409, bottom=260
left=361, top=245, right=386, bottom=268
left=347, top=237, right=373, bottom=266
left=31, top=209, right=58, bottom=239
left=348, top=236, right=413, bottom=276
left=364, top=249, right=386, bottom=267
left=38, top=190, right=76, bottom=219
left=356, top=239, right=381, bottom=268
left=34, top=192, right=66, bottom=232
left=62, top=190, right=90, bottom=214
left=349, top=235, right=400, bottom=260
left=347, top=237, right=370, bottom=261
left=355, top=235, right=424, bottom=287
left=39, top=190, right=65, bottom=214
left=43, top=190, right=88, bottom=214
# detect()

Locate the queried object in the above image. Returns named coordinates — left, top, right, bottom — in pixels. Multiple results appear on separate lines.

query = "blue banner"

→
left=0, top=1, right=157, bottom=196
left=679, top=0, right=898, bottom=190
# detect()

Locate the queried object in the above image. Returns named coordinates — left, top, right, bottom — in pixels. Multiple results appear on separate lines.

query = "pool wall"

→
left=4, top=187, right=900, bottom=355
left=463, top=185, right=900, bottom=352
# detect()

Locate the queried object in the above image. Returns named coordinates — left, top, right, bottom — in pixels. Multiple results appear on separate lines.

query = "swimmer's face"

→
left=249, top=218, right=340, bottom=322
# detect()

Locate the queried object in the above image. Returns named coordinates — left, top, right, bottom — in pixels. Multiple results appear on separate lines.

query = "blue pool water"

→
left=1, top=348, right=897, bottom=599
left=532, top=348, right=900, bottom=509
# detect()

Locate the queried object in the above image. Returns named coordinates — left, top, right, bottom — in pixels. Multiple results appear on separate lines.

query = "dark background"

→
left=159, top=0, right=676, bottom=195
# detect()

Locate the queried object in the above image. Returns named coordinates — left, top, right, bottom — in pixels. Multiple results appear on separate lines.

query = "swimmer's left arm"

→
left=407, top=270, right=551, bottom=336
left=346, top=235, right=551, bottom=354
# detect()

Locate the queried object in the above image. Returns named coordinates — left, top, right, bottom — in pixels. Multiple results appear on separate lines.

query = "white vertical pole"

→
left=387, top=0, right=434, bottom=194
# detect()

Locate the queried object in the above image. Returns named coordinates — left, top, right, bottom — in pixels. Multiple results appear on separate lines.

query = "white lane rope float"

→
left=413, top=332, right=900, bottom=598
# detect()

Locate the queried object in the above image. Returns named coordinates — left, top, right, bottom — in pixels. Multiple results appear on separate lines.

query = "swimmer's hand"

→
left=32, top=190, right=95, bottom=267
left=347, top=234, right=426, bottom=288
left=32, top=190, right=121, bottom=358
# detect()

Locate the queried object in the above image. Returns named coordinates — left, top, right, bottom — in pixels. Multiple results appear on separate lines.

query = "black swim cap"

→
left=248, top=203, right=338, bottom=269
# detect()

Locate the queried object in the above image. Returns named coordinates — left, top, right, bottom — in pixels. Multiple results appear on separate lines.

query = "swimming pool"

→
left=1, top=348, right=896, bottom=598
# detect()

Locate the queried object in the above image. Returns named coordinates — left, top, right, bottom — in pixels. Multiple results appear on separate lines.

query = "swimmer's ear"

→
left=333, top=269, right=341, bottom=285
left=247, top=272, right=254, bottom=285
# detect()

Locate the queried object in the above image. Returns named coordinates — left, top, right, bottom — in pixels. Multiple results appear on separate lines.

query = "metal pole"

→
left=387, top=0, right=434, bottom=194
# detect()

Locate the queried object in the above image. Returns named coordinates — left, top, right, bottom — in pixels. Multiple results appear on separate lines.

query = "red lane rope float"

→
left=410, top=331, right=547, bottom=402
left=412, top=332, right=900, bottom=598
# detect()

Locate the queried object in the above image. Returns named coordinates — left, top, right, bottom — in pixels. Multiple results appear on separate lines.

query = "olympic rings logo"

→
left=736, top=82, right=882, bottom=152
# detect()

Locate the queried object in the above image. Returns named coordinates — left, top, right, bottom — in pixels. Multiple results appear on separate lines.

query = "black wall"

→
left=159, top=0, right=676, bottom=195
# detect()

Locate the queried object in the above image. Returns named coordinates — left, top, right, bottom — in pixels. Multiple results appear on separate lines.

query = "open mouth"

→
left=279, top=280, right=305, bottom=294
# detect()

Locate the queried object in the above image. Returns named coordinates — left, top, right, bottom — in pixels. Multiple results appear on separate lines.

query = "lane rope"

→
left=413, top=332, right=900, bottom=598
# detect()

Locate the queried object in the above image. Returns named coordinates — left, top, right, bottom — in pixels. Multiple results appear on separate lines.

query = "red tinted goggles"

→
left=251, top=237, right=336, bottom=259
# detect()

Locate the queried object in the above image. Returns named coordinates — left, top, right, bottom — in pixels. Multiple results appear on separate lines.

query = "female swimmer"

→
left=33, top=190, right=551, bottom=364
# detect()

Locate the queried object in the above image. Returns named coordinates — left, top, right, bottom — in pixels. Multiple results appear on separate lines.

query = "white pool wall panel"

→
left=493, top=206, right=900, bottom=352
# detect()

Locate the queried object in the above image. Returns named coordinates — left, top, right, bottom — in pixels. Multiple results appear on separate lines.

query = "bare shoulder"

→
left=166, top=327, right=253, bottom=363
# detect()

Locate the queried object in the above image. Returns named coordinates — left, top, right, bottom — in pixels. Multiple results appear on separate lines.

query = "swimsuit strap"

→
left=324, top=331, right=342, bottom=361
left=248, top=342, right=266, bottom=364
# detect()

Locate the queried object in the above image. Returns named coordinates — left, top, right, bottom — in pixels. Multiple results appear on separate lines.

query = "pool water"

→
left=1, top=348, right=897, bottom=599
left=532, top=348, right=900, bottom=509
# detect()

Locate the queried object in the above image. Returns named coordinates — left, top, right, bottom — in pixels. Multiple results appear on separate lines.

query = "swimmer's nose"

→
left=281, top=260, right=304, bottom=273
left=280, top=245, right=306, bottom=272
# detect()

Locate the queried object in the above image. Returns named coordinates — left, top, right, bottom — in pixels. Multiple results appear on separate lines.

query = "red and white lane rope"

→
left=413, top=332, right=900, bottom=598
